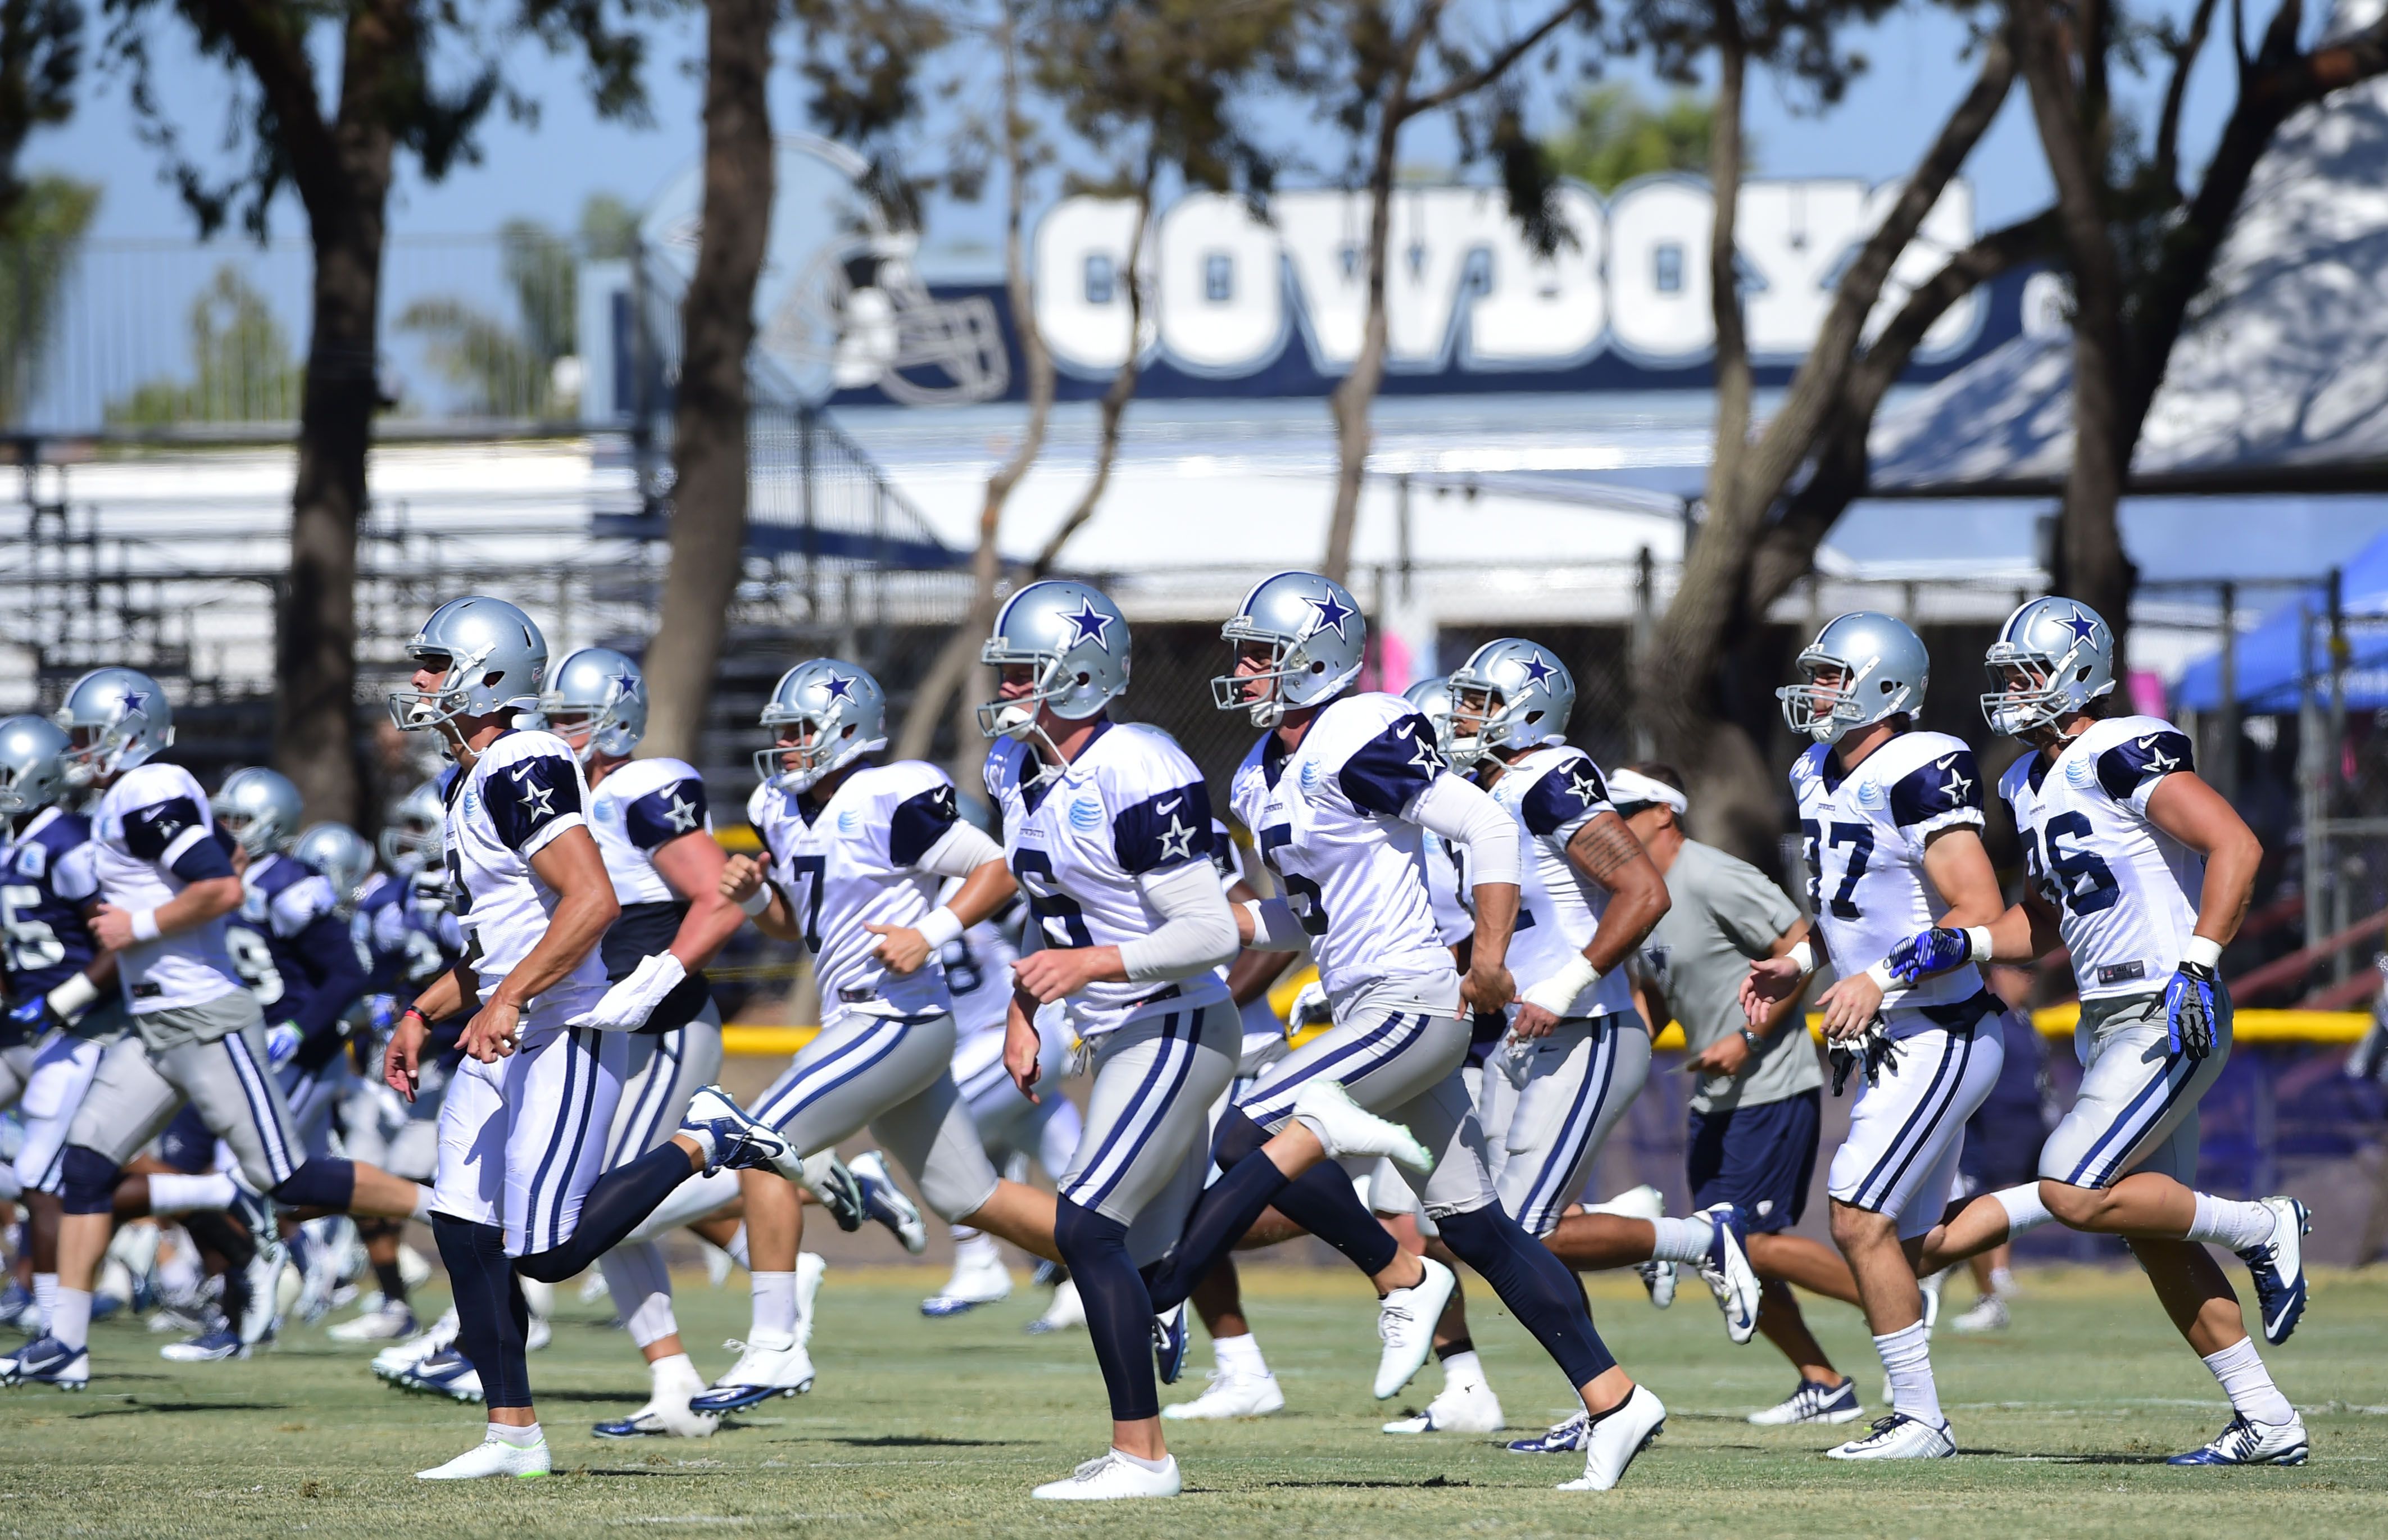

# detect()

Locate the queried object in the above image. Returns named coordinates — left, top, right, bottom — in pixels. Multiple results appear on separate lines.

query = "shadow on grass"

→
left=819, top=1434, right=1019, bottom=1448
left=1965, top=1450, right=2176, bottom=1465
left=74, top=1401, right=292, bottom=1419
left=1257, top=1475, right=1476, bottom=1489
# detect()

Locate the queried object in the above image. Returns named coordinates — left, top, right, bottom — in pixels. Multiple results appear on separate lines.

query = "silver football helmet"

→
left=757, top=658, right=890, bottom=792
left=1213, top=571, right=1367, bottom=728
left=1982, top=596, right=2117, bottom=737
left=213, top=766, right=305, bottom=856
left=0, top=714, right=72, bottom=815
left=542, top=646, right=649, bottom=762
left=1778, top=612, right=1930, bottom=744
left=1401, top=676, right=1457, bottom=761
left=387, top=596, right=548, bottom=735
left=294, top=821, right=377, bottom=912
left=978, top=580, right=1132, bottom=740
left=53, top=666, right=174, bottom=787
left=380, top=779, right=447, bottom=873
left=1446, top=638, right=1576, bottom=769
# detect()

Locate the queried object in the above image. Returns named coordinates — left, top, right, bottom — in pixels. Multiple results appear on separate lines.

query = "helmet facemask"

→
left=1779, top=651, right=1886, bottom=744
left=1211, top=632, right=1334, bottom=729
left=387, top=646, right=495, bottom=739
left=1980, top=640, right=2100, bottom=738
left=977, top=648, right=1095, bottom=743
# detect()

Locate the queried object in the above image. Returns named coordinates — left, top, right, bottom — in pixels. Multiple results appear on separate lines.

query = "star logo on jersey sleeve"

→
left=1940, top=762, right=1974, bottom=803
left=1407, top=734, right=1445, bottom=775
left=1565, top=766, right=1604, bottom=806
left=2137, top=733, right=2180, bottom=773
left=1156, top=815, right=1198, bottom=862
left=661, top=792, right=698, bottom=833
left=1304, top=591, right=1355, bottom=639
left=1064, top=601, right=1115, bottom=650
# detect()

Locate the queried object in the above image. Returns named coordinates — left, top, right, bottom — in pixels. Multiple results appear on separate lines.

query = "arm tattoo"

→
left=1567, top=812, right=1649, bottom=888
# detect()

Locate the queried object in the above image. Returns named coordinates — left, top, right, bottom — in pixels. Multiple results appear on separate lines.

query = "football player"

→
left=1740, top=612, right=2015, bottom=1460
left=978, top=581, right=1419, bottom=1500
left=0, top=715, right=126, bottom=1342
left=539, top=645, right=751, bottom=1440
left=1146, top=572, right=1667, bottom=1493
left=1882, top=596, right=2310, bottom=1466
left=379, top=597, right=798, bottom=1479
left=2, top=670, right=431, bottom=1389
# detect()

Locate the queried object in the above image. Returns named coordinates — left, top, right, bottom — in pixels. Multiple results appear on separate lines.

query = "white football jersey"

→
left=1789, top=729, right=1986, bottom=1012
left=984, top=722, right=1232, bottom=1040
left=2001, top=714, right=2203, bottom=1000
left=1484, top=745, right=1638, bottom=1020
left=87, top=762, right=243, bottom=1014
left=753, top=760, right=961, bottom=1028
left=943, top=913, right=1020, bottom=1040
left=443, top=729, right=609, bottom=1010
left=1229, top=692, right=1459, bottom=998
left=589, top=756, right=711, bottom=905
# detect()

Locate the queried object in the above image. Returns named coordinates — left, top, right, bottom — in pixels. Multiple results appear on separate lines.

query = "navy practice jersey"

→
left=2, top=807, right=102, bottom=1003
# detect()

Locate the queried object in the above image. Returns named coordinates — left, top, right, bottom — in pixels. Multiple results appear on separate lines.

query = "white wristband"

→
left=131, top=908, right=162, bottom=943
left=2182, top=935, right=2223, bottom=971
left=46, top=972, right=102, bottom=1022
left=1966, top=926, right=1995, bottom=964
left=1864, top=958, right=1897, bottom=991
left=1786, top=939, right=1817, bottom=977
left=1521, top=952, right=1603, bottom=1015
left=738, top=885, right=771, bottom=917
left=915, top=905, right=965, bottom=952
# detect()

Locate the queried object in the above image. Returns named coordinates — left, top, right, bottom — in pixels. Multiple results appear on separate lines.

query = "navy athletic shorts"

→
left=1687, top=1088, right=1821, bottom=1233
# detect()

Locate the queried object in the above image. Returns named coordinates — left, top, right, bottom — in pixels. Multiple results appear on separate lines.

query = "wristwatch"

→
left=1738, top=1027, right=1764, bottom=1052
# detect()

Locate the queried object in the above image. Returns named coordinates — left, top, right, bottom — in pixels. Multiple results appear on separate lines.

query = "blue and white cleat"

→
left=1151, top=1302, right=1189, bottom=1384
left=0, top=1333, right=89, bottom=1389
left=2167, top=1411, right=2309, bottom=1466
left=2239, top=1196, right=2311, bottom=1346
left=852, top=1151, right=927, bottom=1253
left=1748, top=1377, right=1864, bottom=1427
left=921, top=1247, right=1013, bottom=1316
left=234, top=1235, right=288, bottom=1348
left=1699, top=1203, right=1761, bottom=1345
left=681, top=1085, right=805, bottom=1180
left=403, top=1347, right=486, bottom=1403
left=1507, top=1411, right=1588, bottom=1454
left=799, top=1150, right=866, bottom=1232
left=161, top=1328, right=249, bottom=1362
left=689, top=1338, right=815, bottom=1414
left=0, top=1279, right=33, bottom=1329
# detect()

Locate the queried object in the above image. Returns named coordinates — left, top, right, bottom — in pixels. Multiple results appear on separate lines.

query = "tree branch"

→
left=1407, top=0, right=1586, bottom=116
left=188, top=0, right=339, bottom=212
left=2155, top=0, right=2223, bottom=193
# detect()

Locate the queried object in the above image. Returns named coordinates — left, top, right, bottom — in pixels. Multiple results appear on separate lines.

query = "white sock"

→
left=650, top=1350, right=705, bottom=1397
left=1438, top=1347, right=1487, bottom=1393
left=34, top=1272, right=59, bottom=1331
left=1649, top=1214, right=1714, bottom=1265
left=1212, top=1330, right=1269, bottom=1379
left=1991, top=1183, right=2052, bottom=1237
left=146, top=1172, right=239, bottom=1215
left=2186, top=1193, right=2277, bottom=1252
left=682, top=1125, right=720, bottom=1167
left=952, top=1230, right=999, bottom=1268
left=726, top=1223, right=750, bottom=1269
left=51, top=1287, right=92, bottom=1351
left=1113, top=1446, right=1172, bottom=1473
left=2201, top=1337, right=2293, bottom=1424
left=1873, top=1321, right=1942, bottom=1426
left=751, top=1270, right=797, bottom=1347
left=411, top=1184, right=435, bottom=1222
left=1987, top=1266, right=2016, bottom=1298
left=488, top=1420, right=543, bottom=1448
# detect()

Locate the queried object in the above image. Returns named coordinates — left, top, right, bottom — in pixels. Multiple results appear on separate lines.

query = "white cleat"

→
left=1382, top=1378, right=1504, bottom=1434
left=416, top=1431, right=552, bottom=1480
left=689, top=1338, right=816, bottom=1414
left=1163, top=1369, right=1286, bottom=1420
left=578, top=1271, right=612, bottom=1305
left=374, top=1306, right=456, bottom=1381
left=1032, top=1449, right=1182, bottom=1501
left=1558, top=1384, right=1667, bottom=1491
left=2240, top=1195, right=2312, bottom=1346
left=1373, top=1256, right=1456, bottom=1400
left=330, top=1300, right=420, bottom=1344
left=921, top=1247, right=1013, bottom=1317
left=2167, top=1411, right=2309, bottom=1466
left=1637, top=1261, right=1677, bottom=1309
left=593, top=1392, right=719, bottom=1440
left=1027, top=1276, right=1085, bottom=1335
left=1949, top=1294, right=2010, bottom=1334
left=1697, top=1204, right=1761, bottom=1346
left=1826, top=1412, right=1956, bottom=1460
left=1292, top=1080, right=1432, bottom=1172
left=1747, top=1377, right=1863, bottom=1426
left=1585, top=1184, right=1665, bottom=1221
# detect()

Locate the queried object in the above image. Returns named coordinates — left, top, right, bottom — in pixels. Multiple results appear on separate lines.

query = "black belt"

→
left=1917, top=990, right=2000, bottom=1033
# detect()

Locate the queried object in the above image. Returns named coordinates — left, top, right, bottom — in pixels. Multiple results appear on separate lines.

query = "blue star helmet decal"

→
left=120, top=690, right=148, bottom=714
left=1519, top=653, right=1559, bottom=688
left=1305, top=590, right=1355, bottom=639
left=1064, top=599, right=1115, bottom=650
left=2057, top=606, right=2100, bottom=645
left=819, top=672, right=856, bottom=703
left=609, top=671, right=643, bottom=701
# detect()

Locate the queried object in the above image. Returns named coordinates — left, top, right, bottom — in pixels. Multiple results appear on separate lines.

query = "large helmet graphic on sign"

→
left=635, top=135, right=1008, bottom=408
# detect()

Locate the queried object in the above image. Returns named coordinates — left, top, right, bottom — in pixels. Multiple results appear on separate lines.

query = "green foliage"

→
left=105, top=263, right=303, bottom=426
left=0, top=0, right=83, bottom=225
left=1546, top=81, right=1741, bottom=192
left=0, top=170, right=94, bottom=421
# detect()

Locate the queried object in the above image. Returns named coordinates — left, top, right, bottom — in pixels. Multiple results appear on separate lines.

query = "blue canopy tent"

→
left=2174, top=529, right=2388, bottom=711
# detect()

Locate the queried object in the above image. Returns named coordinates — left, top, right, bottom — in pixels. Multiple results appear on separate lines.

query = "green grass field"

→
left=7, top=1265, right=2386, bottom=1539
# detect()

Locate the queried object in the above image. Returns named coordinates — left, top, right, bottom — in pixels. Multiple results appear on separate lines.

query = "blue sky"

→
left=34, top=2, right=2254, bottom=252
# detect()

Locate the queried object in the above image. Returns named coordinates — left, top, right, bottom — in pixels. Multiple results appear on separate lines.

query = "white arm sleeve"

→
left=916, top=818, right=1005, bottom=880
left=1406, top=773, right=1520, bottom=889
left=1117, top=860, right=1241, bottom=984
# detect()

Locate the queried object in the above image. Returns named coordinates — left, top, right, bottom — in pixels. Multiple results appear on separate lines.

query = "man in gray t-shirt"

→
left=1609, top=764, right=1869, bottom=1432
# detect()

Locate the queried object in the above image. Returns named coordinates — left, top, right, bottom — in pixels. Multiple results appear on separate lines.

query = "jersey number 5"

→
left=1, top=884, right=65, bottom=973
left=1259, top=825, right=1330, bottom=937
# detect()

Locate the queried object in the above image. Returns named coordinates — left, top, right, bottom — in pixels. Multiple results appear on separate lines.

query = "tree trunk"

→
left=641, top=0, right=775, bottom=762
left=893, top=0, right=1055, bottom=769
left=268, top=2, right=406, bottom=827
left=1321, top=90, right=1404, bottom=587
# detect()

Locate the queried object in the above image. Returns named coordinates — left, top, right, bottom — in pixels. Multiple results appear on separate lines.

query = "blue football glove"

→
left=1887, top=926, right=1972, bottom=985
left=265, top=1020, right=305, bottom=1066
left=367, top=993, right=399, bottom=1034
left=2162, top=961, right=2219, bottom=1061
left=3, top=996, right=50, bottom=1048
